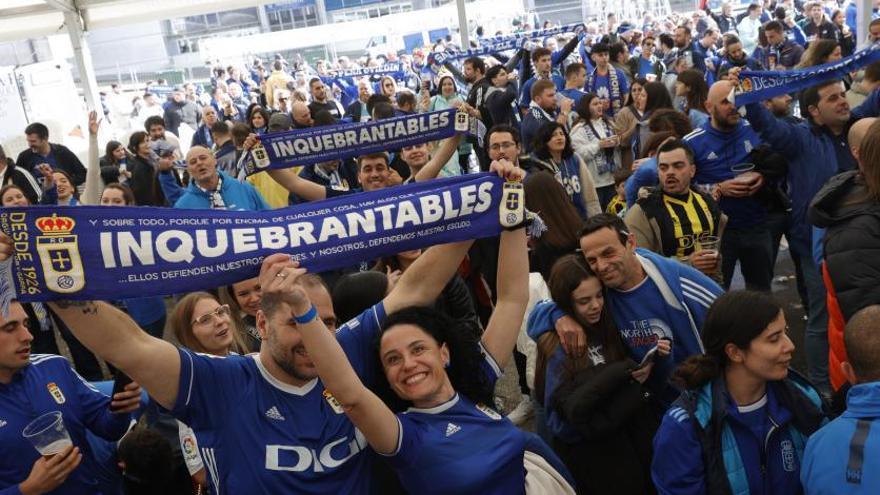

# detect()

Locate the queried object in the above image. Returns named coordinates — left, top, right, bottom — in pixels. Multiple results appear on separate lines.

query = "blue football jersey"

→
left=172, top=303, right=386, bottom=495
left=382, top=348, right=534, bottom=494
left=0, top=354, right=130, bottom=494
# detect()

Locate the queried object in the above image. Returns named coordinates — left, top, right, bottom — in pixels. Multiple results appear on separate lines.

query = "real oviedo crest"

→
left=34, top=214, right=85, bottom=294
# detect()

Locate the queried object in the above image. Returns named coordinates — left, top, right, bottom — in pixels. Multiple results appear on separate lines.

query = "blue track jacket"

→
left=743, top=88, right=880, bottom=244
left=653, top=373, right=825, bottom=495
left=802, top=382, right=880, bottom=494
left=528, top=248, right=722, bottom=401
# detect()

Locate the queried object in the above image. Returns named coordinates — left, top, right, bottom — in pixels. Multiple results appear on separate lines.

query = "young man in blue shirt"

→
left=0, top=301, right=141, bottom=495
left=586, top=43, right=630, bottom=117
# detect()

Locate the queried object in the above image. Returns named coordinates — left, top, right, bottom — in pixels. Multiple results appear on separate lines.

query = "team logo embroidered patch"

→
left=47, top=382, right=65, bottom=404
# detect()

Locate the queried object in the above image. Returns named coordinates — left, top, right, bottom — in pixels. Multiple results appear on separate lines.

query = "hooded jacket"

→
left=809, top=170, right=880, bottom=321
left=801, top=382, right=880, bottom=494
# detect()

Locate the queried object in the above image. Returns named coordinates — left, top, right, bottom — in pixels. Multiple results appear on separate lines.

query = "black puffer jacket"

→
left=809, top=170, right=880, bottom=319
left=549, top=359, right=658, bottom=495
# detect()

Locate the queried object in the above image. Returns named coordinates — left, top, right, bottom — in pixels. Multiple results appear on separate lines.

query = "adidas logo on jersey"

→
left=445, top=423, right=461, bottom=437
left=265, top=406, right=285, bottom=421
left=0, top=419, right=6, bottom=428
left=706, top=151, right=718, bottom=160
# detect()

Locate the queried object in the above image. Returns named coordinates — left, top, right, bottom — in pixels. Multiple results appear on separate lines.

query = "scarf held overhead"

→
left=0, top=174, right=506, bottom=302
left=252, top=108, right=460, bottom=174
left=734, top=42, right=880, bottom=106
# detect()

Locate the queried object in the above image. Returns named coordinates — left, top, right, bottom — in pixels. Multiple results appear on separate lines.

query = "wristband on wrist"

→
left=294, top=305, right=318, bottom=324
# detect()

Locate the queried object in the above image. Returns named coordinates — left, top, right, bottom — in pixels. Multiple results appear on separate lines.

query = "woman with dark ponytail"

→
left=652, top=290, right=827, bottom=495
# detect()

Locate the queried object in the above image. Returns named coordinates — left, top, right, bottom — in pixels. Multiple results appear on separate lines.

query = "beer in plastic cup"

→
left=22, top=411, right=73, bottom=457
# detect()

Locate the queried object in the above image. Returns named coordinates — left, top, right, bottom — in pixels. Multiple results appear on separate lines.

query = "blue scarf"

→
left=734, top=42, right=880, bottom=106
left=0, top=174, right=506, bottom=303
left=253, top=108, right=482, bottom=175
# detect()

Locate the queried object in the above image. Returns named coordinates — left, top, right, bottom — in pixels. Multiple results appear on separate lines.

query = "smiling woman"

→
left=652, top=291, right=828, bottom=495
left=170, top=292, right=247, bottom=356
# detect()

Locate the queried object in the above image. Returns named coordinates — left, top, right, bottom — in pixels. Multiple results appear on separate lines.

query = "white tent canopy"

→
left=0, top=0, right=876, bottom=113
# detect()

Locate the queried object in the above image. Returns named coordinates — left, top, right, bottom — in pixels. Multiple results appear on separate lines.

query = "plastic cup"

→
left=645, top=73, right=657, bottom=82
left=22, top=411, right=72, bottom=457
left=731, top=163, right=759, bottom=185
left=696, top=235, right=720, bottom=255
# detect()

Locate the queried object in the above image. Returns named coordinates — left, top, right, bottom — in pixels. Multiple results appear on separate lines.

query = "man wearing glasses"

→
left=626, top=35, right=665, bottom=81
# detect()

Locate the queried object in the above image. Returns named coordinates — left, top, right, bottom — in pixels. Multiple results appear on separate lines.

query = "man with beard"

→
left=15, top=122, right=86, bottom=186
left=520, top=80, right=572, bottom=154
left=717, top=34, right=763, bottom=77
left=684, top=80, right=771, bottom=292
left=625, top=139, right=723, bottom=279
left=307, top=78, right=344, bottom=121
left=22, top=239, right=477, bottom=495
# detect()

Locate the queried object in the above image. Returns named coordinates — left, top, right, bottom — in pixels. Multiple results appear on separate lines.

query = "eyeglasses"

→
left=489, top=142, right=518, bottom=152
left=192, top=304, right=231, bottom=325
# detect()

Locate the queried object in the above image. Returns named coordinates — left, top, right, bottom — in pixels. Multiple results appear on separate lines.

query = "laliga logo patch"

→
left=47, top=382, right=65, bottom=404
left=35, top=214, right=85, bottom=294
left=475, top=403, right=501, bottom=420
left=323, top=390, right=344, bottom=414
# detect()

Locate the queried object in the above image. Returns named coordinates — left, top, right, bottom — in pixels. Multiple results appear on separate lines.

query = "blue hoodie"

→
left=801, top=382, right=880, bottom=494
left=159, top=170, right=270, bottom=211
left=528, top=248, right=723, bottom=402
left=683, top=120, right=766, bottom=229
left=743, top=88, right=880, bottom=245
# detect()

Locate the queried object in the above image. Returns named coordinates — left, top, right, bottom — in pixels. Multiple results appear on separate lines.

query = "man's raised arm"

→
left=47, top=300, right=181, bottom=410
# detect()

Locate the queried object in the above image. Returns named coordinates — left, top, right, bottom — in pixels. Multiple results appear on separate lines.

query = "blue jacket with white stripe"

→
left=528, top=248, right=723, bottom=403
left=653, top=371, right=826, bottom=495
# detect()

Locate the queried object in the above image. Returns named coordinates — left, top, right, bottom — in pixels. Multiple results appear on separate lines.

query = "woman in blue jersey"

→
left=530, top=254, right=668, bottom=495
left=652, top=291, right=827, bottom=495
left=529, top=121, right=601, bottom=220
left=264, top=198, right=577, bottom=494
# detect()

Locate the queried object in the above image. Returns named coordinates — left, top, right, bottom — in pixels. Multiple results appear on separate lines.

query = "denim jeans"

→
left=789, top=233, right=831, bottom=395
left=720, top=223, right=774, bottom=292
left=765, top=210, right=808, bottom=307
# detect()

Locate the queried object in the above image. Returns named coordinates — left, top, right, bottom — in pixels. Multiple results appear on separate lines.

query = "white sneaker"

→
left=506, top=395, right=534, bottom=426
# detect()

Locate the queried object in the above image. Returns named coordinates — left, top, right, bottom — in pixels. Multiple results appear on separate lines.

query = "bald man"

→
left=158, top=144, right=270, bottom=210
left=848, top=117, right=877, bottom=167
left=683, top=79, right=772, bottom=292
left=291, top=101, right=314, bottom=129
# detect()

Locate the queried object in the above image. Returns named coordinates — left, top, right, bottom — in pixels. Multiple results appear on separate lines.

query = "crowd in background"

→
left=2, top=0, right=880, bottom=494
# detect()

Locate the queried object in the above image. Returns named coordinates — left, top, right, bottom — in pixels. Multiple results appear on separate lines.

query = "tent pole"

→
left=63, top=9, right=100, bottom=113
